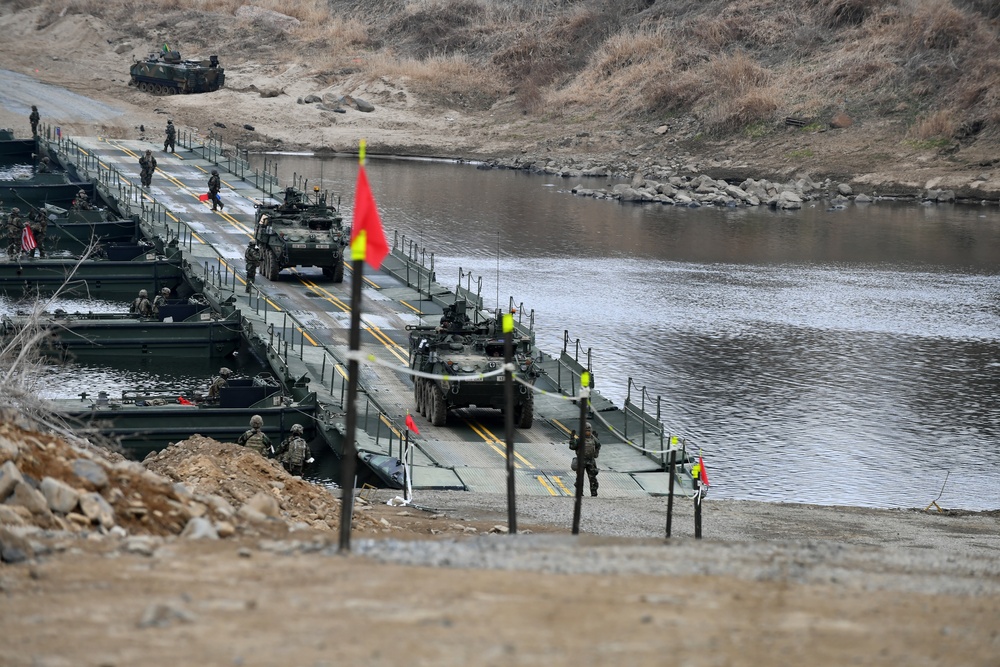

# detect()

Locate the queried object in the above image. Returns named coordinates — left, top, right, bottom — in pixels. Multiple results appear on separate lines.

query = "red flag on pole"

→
left=21, top=225, right=37, bottom=252
left=350, top=141, right=388, bottom=270
left=698, top=456, right=710, bottom=486
left=405, top=413, right=419, bottom=435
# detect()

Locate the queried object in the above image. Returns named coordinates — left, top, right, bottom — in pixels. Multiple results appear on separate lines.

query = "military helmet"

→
left=219, top=367, right=232, bottom=376
left=250, top=414, right=263, bottom=428
left=145, top=149, right=152, bottom=154
left=11, top=207, right=19, bottom=214
left=160, top=287, right=171, bottom=295
left=584, top=421, right=593, bottom=431
left=212, top=169, right=219, bottom=175
left=138, top=289, right=147, bottom=297
left=291, top=423, right=304, bottom=435
left=167, top=119, right=173, bottom=124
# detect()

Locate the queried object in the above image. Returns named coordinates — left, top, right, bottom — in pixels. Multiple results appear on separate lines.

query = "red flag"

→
left=698, top=456, right=710, bottom=486
left=198, top=193, right=210, bottom=202
left=405, top=413, right=419, bottom=435
left=177, top=396, right=193, bottom=405
left=350, top=164, right=388, bottom=270
left=21, top=225, right=37, bottom=252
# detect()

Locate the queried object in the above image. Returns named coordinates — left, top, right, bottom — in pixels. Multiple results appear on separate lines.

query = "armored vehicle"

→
left=408, top=301, right=540, bottom=428
left=254, top=187, right=349, bottom=282
left=130, top=49, right=225, bottom=95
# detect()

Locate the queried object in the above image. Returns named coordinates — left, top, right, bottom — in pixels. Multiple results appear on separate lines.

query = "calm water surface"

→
left=251, top=155, right=1000, bottom=510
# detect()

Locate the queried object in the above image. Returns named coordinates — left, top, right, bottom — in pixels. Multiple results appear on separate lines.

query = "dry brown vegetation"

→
left=14, top=0, right=1000, bottom=145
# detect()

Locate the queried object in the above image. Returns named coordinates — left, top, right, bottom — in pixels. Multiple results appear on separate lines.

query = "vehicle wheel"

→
left=414, top=379, right=424, bottom=415
left=430, top=384, right=447, bottom=427
left=422, top=382, right=431, bottom=418
left=166, top=86, right=176, bottom=95
left=333, top=261, right=344, bottom=283
left=139, top=82, right=148, bottom=92
left=265, top=251, right=280, bottom=280
left=322, top=267, right=333, bottom=279
left=516, top=393, right=534, bottom=429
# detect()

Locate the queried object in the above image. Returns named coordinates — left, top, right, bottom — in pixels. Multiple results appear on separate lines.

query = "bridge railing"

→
left=177, top=129, right=280, bottom=199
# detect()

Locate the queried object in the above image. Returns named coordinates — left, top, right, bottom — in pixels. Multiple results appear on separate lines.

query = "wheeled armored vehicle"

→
left=253, top=187, right=349, bottom=282
left=408, top=301, right=540, bottom=428
left=130, top=49, right=225, bottom=95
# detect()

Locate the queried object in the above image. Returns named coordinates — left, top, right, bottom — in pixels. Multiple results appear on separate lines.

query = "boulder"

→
left=0, top=505, right=27, bottom=526
left=235, top=6, right=301, bottom=31
left=40, top=477, right=80, bottom=514
left=72, top=459, right=108, bottom=489
left=837, top=183, right=853, bottom=196
left=0, top=460, right=23, bottom=501
left=180, top=517, right=219, bottom=540
left=776, top=191, right=803, bottom=210
left=855, top=193, right=873, bottom=203
left=245, top=491, right=280, bottom=518
left=7, top=480, right=49, bottom=515
left=830, top=112, right=853, bottom=129
left=936, top=189, right=956, bottom=202
left=0, top=527, right=32, bottom=563
left=0, top=437, right=18, bottom=463
left=303, top=94, right=323, bottom=104
left=79, top=491, right=116, bottom=528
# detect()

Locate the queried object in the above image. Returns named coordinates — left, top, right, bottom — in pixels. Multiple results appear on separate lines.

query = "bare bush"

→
left=910, top=109, right=956, bottom=138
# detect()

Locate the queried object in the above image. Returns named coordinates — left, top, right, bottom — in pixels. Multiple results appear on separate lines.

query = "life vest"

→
left=284, top=436, right=308, bottom=466
left=243, top=429, right=267, bottom=453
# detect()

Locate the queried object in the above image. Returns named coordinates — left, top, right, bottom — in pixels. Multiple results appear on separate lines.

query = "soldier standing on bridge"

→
left=139, top=149, right=156, bottom=188
left=244, top=240, right=262, bottom=292
left=208, top=169, right=223, bottom=211
left=163, top=120, right=176, bottom=153
left=569, top=421, right=601, bottom=497
left=29, top=105, right=40, bottom=136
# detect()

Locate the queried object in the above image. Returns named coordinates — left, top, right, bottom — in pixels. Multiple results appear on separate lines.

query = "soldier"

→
left=72, top=189, right=93, bottom=211
left=152, top=287, right=171, bottom=317
left=163, top=120, right=176, bottom=153
left=37, top=156, right=52, bottom=173
left=28, top=209, right=47, bottom=258
left=138, top=149, right=157, bottom=187
left=278, top=423, right=312, bottom=475
left=244, top=240, right=261, bottom=292
left=208, top=169, right=223, bottom=211
left=130, top=289, right=153, bottom=317
left=207, top=366, right=232, bottom=401
left=237, top=414, right=271, bottom=456
left=29, top=105, right=39, bottom=136
left=569, top=421, right=601, bottom=497
left=6, top=208, right=23, bottom=258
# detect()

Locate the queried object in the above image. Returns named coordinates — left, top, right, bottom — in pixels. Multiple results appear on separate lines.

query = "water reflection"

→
left=250, top=154, right=1000, bottom=510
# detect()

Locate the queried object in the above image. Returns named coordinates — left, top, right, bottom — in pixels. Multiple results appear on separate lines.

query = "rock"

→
left=123, top=536, right=160, bottom=556
left=854, top=193, right=873, bottom=203
left=776, top=191, right=803, bottom=210
left=924, top=189, right=940, bottom=201
left=0, top=505, right=26, bottom=525
left=72, top=459, right=108, bottom=489
left=654, top=125, right=668, bottom=135
left=830, top=112, right=853, bottom=129
left=216, top=521, right=236, bottom=538
left=630, top=170, right=645, bottom=188
left=40, top=477, right=80, bottom=514
left=936, top=189, right=956, bottom=202
left=243, top=124, right=255, bottom=131
left=8, top=480, right=50, bottom=515
left=303, top=94, right=323, bottom=104
left=0, top=460, right=24, bottom=501
left=137, top=602, right=197, bottom=629
left=213, top=122, right=227, bottom=128
left=180, top=517, right=219, bottom=540
left=79, top=492, right=116, bottom=528
left=235, top=6, right=301, bottom=31
left=246, top=491, right=280, bottom=518
left=343, top=95, right=374, bottom=112
left=113, top=42, right=132, bottom=55
left=0, top=527, right=32, bottom=563
left=237, top=506, right=269, bottom=523
left=200, top=493, right=235, bottom=519
left=837, top=183, right=853, bottom=196
left=0, top=436, right=18, bottom=462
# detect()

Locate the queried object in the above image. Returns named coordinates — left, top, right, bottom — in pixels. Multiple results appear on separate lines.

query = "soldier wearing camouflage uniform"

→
left=237, top=414, right=271, bottom=456
left=569, top=421, right=601, bottom=497
left=164, top=120, right=176, bottom=153
left=152, top=287, right=171, bottom=317
left=206, top=366, right=231, bottom=402
left=73, top=189, right=94, bottom=211
left=244, top=241, right=262, bottom=292
left=139, top=150, right=157, bottom=187
left=208, top=169, right=223, bottom=211
left=130, top=289, right=153, bottom=317
left=29, top=105, right=40, bottom=136
left=278, top=424, right=310, bottom=475
left=6, top=208, right=23, bottom=258
left=28, top=209, right=47, bottom=258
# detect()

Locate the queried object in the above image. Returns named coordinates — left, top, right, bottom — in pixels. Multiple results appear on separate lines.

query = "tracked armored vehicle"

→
left=130, top=49, right=225, bottom=95
left=254, top=187, right=349, bottom=282
left=408, top=301, right=540, bottom=428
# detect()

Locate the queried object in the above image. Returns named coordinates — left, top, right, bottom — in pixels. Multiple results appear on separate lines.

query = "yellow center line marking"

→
left=537, top=476, right=558, bottom=496
left=296, top=327, right=318, bottom=347
left=551, top=419, right=574, bottom=436
left=399, top=300, right=425, bottom=314
left=379, top=414, right=401, bottom=438
left=552, top=476, right=573, bottom=496
left=344, top=262, right=380, bottom=290
left=473, top=422, right=535, bottom=469
left=461, top=417, right=528, bottom=470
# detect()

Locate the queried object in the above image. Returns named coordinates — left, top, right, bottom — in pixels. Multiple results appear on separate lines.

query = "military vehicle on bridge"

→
left=130, top=49, right=225, bottom=95
left=253, top=187, right=349, bottom=282
left=408, top=301, right=540, bottom=428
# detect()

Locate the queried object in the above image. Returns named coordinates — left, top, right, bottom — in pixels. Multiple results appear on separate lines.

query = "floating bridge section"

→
left=49, top=130, right=697, bottom=498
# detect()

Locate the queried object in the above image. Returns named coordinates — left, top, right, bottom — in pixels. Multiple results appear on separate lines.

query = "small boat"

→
left=1, top=172, right=95, bottom=209
left=42, top=204, right=140, bottom=250
left=52, top=377, right=319, bottom=458
left=1, top=298, right=242, bottom=360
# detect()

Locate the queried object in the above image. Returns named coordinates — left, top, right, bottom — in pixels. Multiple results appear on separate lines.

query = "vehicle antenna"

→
left=496, top=231, right=500, bottom=313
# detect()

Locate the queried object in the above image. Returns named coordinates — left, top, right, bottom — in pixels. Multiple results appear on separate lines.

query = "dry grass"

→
left=20, top=0, right=1000, bottom=141
left=910, top=109, right=956, bottom=139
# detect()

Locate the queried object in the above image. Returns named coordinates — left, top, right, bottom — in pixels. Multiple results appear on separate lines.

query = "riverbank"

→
left=2, top=421, right=999, bottom=665
left=1, top=2, right=999, bottom=203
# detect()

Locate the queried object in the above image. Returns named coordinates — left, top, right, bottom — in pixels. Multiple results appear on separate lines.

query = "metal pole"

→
left=665, top=449, right=676, bottom=538
left=571, top=383, right=590, bottom=535
left=502, top=313, right=517, bottom=534
left=338, top=257, right=365, bottom=552
left=694, top=476, right=702, bottom=539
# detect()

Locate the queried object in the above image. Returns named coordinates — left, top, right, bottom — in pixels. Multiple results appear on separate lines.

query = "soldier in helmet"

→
left=237, top=414, right=271, bottom=456
left=72, top=189, right=93, bottom=211
left=5, top=207, right=23, bottom=258
left=36, top=156, right=52, bottom=173
left=207, top=366, right=232, bottom=402
left=152, top=287, right=171, bottom=317
left=277, top=423, right=312, bottom=475
left=569, top=421, right=602, bottom=497
left=29, top=105, right=40, bottom=136
left=163, top=120, right=176, bottom=153
left=208, top=169, right=223, bottom=211
left=28, top=209, right=47, bottom=258
left=130, top=289, right=153, bottom=317
left=138, top=149, right=157, bottom=187
left=244, top=240, right=262, bottom=292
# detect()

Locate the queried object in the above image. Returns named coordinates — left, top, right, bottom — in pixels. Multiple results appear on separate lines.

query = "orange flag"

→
left=405, top=413, right=419, bottom=435
left=198, top=193, right=210, bottom=202
left=350, top=141, right=388, bottom=270
left=698, top=456, right=710, bottom=486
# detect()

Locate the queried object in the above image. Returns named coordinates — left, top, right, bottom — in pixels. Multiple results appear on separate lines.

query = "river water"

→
left=251, top=154, right=1000, bottom=511
left=8, top=154, right=998, bottom=510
